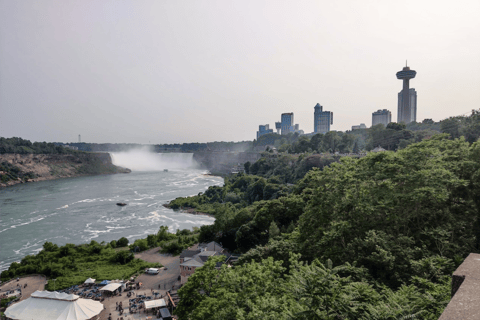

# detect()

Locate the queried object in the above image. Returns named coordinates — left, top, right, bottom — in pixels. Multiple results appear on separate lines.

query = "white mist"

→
left=110, top=149, right=198, bottom=171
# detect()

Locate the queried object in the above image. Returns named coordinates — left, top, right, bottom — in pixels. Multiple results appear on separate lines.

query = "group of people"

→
left=0, top=282, right=25, bottom=300
left=115, top=301, right=125, bottom=315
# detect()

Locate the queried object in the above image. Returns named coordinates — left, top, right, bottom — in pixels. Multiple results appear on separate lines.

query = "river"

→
left=0, top=152, right=223, bottom=272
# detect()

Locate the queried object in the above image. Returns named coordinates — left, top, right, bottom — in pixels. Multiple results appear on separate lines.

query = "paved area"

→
left=99, top=248, right=181, bottom=320
left=1, top=248, right=180, bottom=319
left=0, top=275, right=46, bottom=302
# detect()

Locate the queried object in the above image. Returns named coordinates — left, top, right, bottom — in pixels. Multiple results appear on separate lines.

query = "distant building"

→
left=396, top=64, right=417, bottom=124
left=372, top=109, right=392, bottom=127
left=372, top=146, right=386, bottom=152
left=314, top=103, right=333, bottom=134
left=275, top=122, right=281, bottom=134
left=180, top=241, right=227, bottom=284
left=281, top=113, right=294, bottom=135
left=352, top=123, right=367, bottom=130
left=397, top=88, right=417, bottom=123
left=256, top=124, right=273, bottom=139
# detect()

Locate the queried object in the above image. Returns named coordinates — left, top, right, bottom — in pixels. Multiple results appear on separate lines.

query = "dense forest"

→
left=0, top=137, right=74, bottom=154
left=170, top=127, right=480, bottom=318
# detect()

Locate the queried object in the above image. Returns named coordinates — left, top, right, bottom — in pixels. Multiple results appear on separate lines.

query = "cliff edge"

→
left=0, top=153, right=130, bottom=188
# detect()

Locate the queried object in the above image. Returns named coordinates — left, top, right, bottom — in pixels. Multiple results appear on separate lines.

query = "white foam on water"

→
left=0, top=167, right=225, bottom=273
left=73, top=198, right=100, bottom=204
left=184, top=219, right=215, bottom=225
left=0, top=215, right=49, bottom=234
left=147, top=202, right=161, bottom=207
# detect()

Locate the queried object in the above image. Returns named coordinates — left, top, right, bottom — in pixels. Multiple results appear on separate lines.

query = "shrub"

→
left=117, top=237, right=129, bottom=247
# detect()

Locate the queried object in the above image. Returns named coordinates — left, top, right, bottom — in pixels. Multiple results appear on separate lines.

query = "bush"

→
left=130, top=239, right=149, bottom=252
left=161, top=241, right=183, bottom=255
left=112, top=250, right=134, bottom=264
left=117, top=237, right=129, bottom=247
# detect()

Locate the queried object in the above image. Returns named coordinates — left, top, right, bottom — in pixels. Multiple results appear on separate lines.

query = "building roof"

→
left=198, top=241, right=223, bottom=253
left=197, top=250, right=218, bottom=257
left=372, top=146, right=386, bottom=152
left=99, top=283, right=122, bottom=292
left=159, top=307, right=172, bottom=318
left=196, top=255, right=210, bottom=263
left=180, top=258, right=205, bottom=268
left=144, top=299, right=166, bottom=309
left=179, top=249, right=201, bottom=258
left=5, top=290, right=103, bottom=320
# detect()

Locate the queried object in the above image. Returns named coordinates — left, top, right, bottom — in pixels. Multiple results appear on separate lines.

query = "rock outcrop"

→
left=0, top=153, right=130, bottom=188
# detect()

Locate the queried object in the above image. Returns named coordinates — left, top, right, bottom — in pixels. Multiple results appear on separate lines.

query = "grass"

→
left=43, top=249, right=161, bottom=291
left=1, top=241, right=161, bottom=292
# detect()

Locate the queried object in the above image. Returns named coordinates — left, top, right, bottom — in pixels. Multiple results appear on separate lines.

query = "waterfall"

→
left=110, top=150, right=197, bottom=171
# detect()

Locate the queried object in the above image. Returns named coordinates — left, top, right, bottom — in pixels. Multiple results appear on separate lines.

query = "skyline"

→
left=1, top=1, right=479, bottom=144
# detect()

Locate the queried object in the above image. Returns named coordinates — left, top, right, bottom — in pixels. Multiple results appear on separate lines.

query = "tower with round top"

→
left=396, top=63, right=417, bottom=124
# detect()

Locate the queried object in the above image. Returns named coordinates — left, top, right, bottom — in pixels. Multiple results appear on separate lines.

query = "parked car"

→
left=145, top=268, right=159, bottom=275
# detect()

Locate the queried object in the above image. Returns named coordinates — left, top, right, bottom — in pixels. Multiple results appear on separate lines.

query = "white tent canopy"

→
left=84, top=278, right=95, bottom=284
left=99, top=283, right=122, bottom=292
left=144, top=299, right=166, bottom=309
left=5, top=290, right=103, bottom=320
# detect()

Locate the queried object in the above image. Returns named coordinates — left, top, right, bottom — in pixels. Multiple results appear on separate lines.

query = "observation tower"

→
left=396, top=63, right=417, bottom=124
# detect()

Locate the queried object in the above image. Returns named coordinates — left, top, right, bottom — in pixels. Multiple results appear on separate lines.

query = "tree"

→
left=244, top=161, right=251, bottom=174
left=322, top=131, right=341, bottom=153
left=387, top=122, right=406, bottom=131
left=117, top=237, right=129, bottom=247
left=269, top=221, right=280, bottom=239
left=423, top=118, right=434, bottom=124
left=297, top=135, right=478, bottom=287
left=112, top=250, right=134, bottom=264
left=353, top=140, right=360, bottom=153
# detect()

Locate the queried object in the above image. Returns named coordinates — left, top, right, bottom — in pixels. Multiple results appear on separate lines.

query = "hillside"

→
left=0, top=153, right=130, bottom=188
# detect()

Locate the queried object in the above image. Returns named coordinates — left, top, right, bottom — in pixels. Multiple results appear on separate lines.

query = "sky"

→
left=1, top=0, right=479, bottom=144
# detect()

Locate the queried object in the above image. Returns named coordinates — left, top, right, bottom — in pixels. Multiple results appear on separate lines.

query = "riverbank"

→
left=162, top=204, right=214, bottom=217
left=0, top=153, right=130, bottom=188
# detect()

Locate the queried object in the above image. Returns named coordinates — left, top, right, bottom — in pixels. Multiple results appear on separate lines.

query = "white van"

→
left=145, top=268, right=159, bottom=275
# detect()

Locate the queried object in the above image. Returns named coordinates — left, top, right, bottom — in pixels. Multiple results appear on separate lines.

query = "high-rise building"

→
left=257, top=124, right=273, bottom=139
left=396, top=64, right=417, bottom=124
left=314, top=103, right=333, bottom=134
left=372, top=109, right=392, bottom=127
left=397, top=89, right=417, bottom=123
left=275, top=122, right=281, bottom=134
left=281, top=113, right=294, bottom=135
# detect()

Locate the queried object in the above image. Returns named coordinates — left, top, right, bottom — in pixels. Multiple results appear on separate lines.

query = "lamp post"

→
left=52, top=279, right=57, bottom=292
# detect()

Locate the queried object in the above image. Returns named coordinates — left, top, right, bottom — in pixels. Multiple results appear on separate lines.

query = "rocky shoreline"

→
left=162, top=203, right=214, bottom=217
left=0, top=153, right=130, bottom=188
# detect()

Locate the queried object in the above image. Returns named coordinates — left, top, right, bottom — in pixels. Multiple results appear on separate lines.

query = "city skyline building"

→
left=396, top=64, right=417, bottom=124
left=256, top=124, right=273, bottom=139
left=352, top=123, right=367, bottom=130
left=372, top=109, right=392, bottom=127
left=281, top=113, right=294, bottom=135
left=275, top=122, right=281, bottom=134
left=314, top=103, right=333, bottom=134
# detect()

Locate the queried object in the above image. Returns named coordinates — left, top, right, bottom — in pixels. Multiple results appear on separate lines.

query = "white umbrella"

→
left=84, top=278, right=95, bottom=284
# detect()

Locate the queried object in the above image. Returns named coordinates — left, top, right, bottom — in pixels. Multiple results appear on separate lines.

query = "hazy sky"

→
left=1, top=1, right=479, bottom=144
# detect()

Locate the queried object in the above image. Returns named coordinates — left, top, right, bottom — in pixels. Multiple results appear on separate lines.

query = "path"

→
left=99, top=247, right=181, bottom=319
left=0, top=275, right=46, bottom=302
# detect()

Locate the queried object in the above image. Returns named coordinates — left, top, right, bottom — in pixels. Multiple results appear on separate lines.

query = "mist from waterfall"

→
left=110, top=149, right=198, bottom=171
